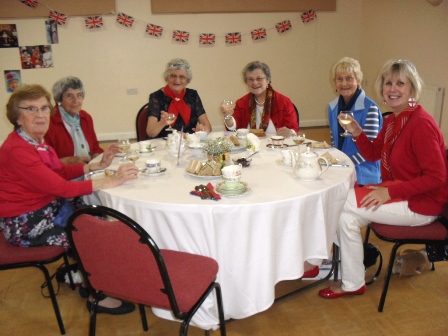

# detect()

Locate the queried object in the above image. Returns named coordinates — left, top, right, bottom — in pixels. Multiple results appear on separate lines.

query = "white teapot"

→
left=291, top=147, right=329, bottom=181
left=165, top=130, right=186, bottom=157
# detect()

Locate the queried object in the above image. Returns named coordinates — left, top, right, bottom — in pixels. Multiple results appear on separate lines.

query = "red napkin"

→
left=354, top=180, right=405, bottom=208
left=190, top=182, right=221, bottom=201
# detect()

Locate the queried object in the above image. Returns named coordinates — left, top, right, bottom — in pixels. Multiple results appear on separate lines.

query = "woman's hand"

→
left=337, top=114, right=363, bottom=137
left=91, top=163, right=139, bottom=191
left=276, top=127, right=292, bottom=138
left=99, top=143, right=120, bottom=169
left=160, top=110, right=170, bottom=126
left=193, top=122, right=207, bottom=132
left=360, top=186, right=391, bottom=211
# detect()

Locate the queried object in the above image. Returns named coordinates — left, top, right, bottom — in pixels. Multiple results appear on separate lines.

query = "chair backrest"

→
left=66, top=206, right=218, bottom=317
left=136, top=103, right=149, bottom=141
left=293, top=104, right=300, bottom=127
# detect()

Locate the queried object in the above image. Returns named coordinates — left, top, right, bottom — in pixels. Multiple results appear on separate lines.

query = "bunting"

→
left=146, top=23, right=163, bottom=37
left=85, top=16, right=103, bottom=29
left=48, top=10, right=67, bottom=26
left=225, top=32, right=241, bottom=45
left=199, top=33, right=215, bottom=45
left=19, top=0, right=38, bottom=8
left=172, top=30, right=190, bottom=43
left=275, top=20, right=292, bottom=33
left=301, top=10, right=317, bottom=23
left=250, top=28, right=267, bottom=41
left=116, top=12, right=134, bottom=28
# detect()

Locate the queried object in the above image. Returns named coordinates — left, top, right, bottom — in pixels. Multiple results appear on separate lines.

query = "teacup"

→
left=281, top=150, right=293, bottom=165
left=188, top=143, right=205, bottom=158
left=222, top=175, right=241, bottom=189
left=145, top=159, right=161, bottom=174
left=187, top=133, right=200, bottom=144
left=221, top=164, right=242, bottom=178
left=271, top=135, right=285, bottom=146
left=195, top=131, right=207, bottom=141
left=236, top=128, right=249, bottom=140
left=138, top=140, right=152, bottom=152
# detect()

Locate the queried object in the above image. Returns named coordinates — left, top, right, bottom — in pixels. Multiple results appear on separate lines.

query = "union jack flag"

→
left=85, top=16, right=103, bottom=29
left=172, top=30, right=190, bottom=43
left=48, top=10, right=67, bottom=26
left=225, top=32, right=241, bottom=45
left=146, top=23, right=163, bottom=37
left=199, top=33, right=215, bottom=45
left=275, top=20, right=292, bottom=33
left=19, top=0, right=38, bottom=8
left=250, top=28, right=267, bottom=41
left=116, top=12, right=134, bottom=28
left=301, top=10, right=317, bottom=23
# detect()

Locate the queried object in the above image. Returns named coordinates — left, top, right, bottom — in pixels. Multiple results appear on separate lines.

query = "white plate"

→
left=84, top=170, right=116, bottom=180
left=140, top=167, right=166, bottom=177
left=215, top=181, right=248, bottom=192
left=185, top=171, right=222, bottom=179
left=266, top=144, right=289, bottom=151
left=231, top=140, right=247, bottom=153
left=215, top=186, right=251, bottom=198
left=275, top=159, right=292, bottom=167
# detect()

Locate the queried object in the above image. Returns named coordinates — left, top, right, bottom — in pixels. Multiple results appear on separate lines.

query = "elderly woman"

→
left=0, top=84, right=139, bottom=314
left=44, top=76, right=103, bottom=165
left=222, top=61, right=298, bottom=137
left=146, top=58, right=212, bottom=138
left=328, top=57, right=383, bottom=185
left=318, top=60, right=447, bottom=299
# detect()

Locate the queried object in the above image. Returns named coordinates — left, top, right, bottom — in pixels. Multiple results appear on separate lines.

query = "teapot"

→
left=291, top=147, right=329, bottom=181
left=165, top=130, right=186, bottom=157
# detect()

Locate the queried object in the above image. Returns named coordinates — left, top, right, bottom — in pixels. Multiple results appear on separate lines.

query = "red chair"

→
left=0, top=234, right=73, bottom=335
left=365, top=205, right=448, bottom=312
left=66, top=205, right=226, bottom=336
left=136, top=103, right=149, bottom=141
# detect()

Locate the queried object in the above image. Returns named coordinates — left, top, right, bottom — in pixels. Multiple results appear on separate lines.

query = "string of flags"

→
left=18, top=1, right=318, bottom=45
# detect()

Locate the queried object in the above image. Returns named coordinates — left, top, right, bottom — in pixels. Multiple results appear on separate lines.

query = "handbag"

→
left=53, top=197, right=86, bottom=228
left=363, top=242, right=382, bottom=285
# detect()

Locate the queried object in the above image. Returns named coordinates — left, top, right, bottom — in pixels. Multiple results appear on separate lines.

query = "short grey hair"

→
left=163, top=58, right=192, bottom=82
left=374, top=59, right=423, bottom=101
left=242, top=61, right=272, bottom=83
left=331, top=57, right=363, bottom=87
left=52, top=76, right=85, bottom=103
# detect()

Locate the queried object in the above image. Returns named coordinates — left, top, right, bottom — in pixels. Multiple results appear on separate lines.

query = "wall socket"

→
left=127, top=88, right=138, bottom=95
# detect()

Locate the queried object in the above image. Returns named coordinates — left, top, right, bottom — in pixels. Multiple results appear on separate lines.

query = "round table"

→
left=85, top=132, right=356, bottom=329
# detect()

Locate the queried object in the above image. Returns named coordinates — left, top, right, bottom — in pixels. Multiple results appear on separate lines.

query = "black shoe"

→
left=79, top=286, right=89, bottom=299
left=86, top=300, right=135, bottom=315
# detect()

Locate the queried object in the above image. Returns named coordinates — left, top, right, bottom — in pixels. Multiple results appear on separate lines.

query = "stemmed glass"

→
left=127, top=150, right=140, bottom=164
left=117, top=138, right=131, bottom=163
left=166, top=113, right=176, bottom=132
left=221, top=100, right=235, bottom=120
left=339, top=111, right=354, bottom=137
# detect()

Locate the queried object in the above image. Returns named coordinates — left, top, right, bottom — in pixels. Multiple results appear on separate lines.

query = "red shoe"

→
left=318, top=285, right=366, bottom=299
left=302, top=266, right=319, bottom=278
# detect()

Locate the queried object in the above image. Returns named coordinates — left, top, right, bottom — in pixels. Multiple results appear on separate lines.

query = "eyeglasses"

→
left=395, top=59, right=417, bottom=73
left=247, top=76, right=266, bottom=83
left=19, top=105, right=51, bottom=114
left=63, top=93, right=84, bottom=100
left=169, top=74, right=188, bottom=81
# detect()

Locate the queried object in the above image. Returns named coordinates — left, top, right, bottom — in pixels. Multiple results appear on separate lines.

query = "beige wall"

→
left=0, top=0, right=446, bottom=143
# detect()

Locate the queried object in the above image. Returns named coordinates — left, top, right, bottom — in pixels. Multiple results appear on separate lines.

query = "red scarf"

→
left=36, top=143, right=62, bottom=170
left=249, top=85, right=274, bottom=131
left=381, top=107, right=415, bottom=181
left=163, top=85, right=191, bottom=126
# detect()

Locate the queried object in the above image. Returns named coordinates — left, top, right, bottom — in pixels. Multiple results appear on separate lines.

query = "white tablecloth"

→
left=85, top=132, right=356, bottom=329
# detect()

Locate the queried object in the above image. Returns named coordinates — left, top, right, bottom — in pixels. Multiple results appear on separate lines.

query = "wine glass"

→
left=166, top=113, right=176, bottom=132
left=339, top=111, right=354, bottom=137
left=127, top=150, right=140, bottom=164
left=117, top=138, right=131, bottom=163
left=221, top=100, right=235, bottom=120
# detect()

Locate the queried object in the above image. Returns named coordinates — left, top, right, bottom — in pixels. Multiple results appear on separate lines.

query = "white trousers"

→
left=337, top=189, right=436, bottom=291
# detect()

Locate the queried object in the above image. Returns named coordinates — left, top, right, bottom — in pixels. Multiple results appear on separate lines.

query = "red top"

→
left=0, top=132, right=92, bottom=217
left=230, top=90, right=299, bottom=132
left=355, top=105, right=447, bottom=215
left=44, top=105, right=103, bottom=159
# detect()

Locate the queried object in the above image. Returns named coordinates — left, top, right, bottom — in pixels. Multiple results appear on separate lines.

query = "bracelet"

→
left=352, top=134, right=359, bottom=142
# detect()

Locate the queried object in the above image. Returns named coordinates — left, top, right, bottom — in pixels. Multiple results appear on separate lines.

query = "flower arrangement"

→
left=202, top=137, right=234, bottom=156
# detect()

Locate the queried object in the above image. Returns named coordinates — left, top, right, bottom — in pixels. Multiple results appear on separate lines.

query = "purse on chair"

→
left=363, top=242, right=382, bottom=285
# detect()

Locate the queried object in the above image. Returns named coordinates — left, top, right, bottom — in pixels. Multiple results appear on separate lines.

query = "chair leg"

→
left=63, top=253, right=75, bottom=290
left=36, top=264, right=66, bottom=335
left=378, top=242, right=402, bottom=312
left=332, top=244, right=340, bottom=282
left=89, top=299, right=99, bottom=336
left=214, top=283, right=227, bottom=336
left=138, top=304, right=148, bottom=331
left=204, top=331, right=210, bottom=336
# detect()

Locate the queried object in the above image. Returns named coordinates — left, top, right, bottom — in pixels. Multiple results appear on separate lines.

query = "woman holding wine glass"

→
left=221, top=61, right=298, bottom=137
left=318, top=59, right=447, bottom=299
left=146, top=58, right=212, bottom=138
left=327, top=57, right=383, bottom=185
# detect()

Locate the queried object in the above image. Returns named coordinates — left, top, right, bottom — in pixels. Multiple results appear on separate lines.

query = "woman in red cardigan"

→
left=45, top=76, right=103, bottom=165
left=221, top=61, right=299, bottom=137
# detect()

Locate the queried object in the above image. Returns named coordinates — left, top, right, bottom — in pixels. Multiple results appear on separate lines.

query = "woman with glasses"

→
left=222, top=60, right=298, bottom=137
left=44, top=76, right=103, bottom=165
left=146, top=58, right=212, bottom=138
left=328, top=57, right=383, bottom=185
left=318, top=59, right=447, bottom=299
left=0, top=84, right=138, bottom=315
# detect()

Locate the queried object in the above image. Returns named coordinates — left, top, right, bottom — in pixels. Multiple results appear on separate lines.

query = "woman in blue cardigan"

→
left=328, top=57, right=383, bottom=185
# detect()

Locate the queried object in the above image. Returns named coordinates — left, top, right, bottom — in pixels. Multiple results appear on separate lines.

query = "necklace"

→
left=254, top=96, right=265, bottom=105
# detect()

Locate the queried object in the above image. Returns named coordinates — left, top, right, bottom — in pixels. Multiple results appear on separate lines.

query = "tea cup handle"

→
left=318, top=157, right=329, bottom=173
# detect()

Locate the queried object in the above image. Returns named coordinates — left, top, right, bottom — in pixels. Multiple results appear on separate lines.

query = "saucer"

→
left=141, top=167, right=166, bottom=177
left=216, top=181, right=248, bottom=192
left=266, top=144, right=288, bottom=151
left=276, top=159, right=292, bottom=167
left=216, top=181, right=249, bottom=196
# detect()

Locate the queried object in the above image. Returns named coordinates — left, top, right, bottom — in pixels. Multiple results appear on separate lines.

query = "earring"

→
left=408, top=97, right=416, bottom=107
left=17, top=121, right=21, bottom=125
